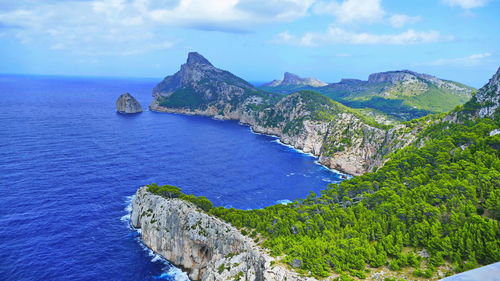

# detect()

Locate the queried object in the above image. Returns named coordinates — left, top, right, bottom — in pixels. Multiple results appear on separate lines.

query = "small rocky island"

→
left=116, top=93, right=142, bottom=114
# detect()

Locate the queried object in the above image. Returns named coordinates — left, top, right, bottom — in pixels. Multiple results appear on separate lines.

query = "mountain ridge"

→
left=263, top=72, right=328, bottom=88
left=261, top=69, right=475, bottom=119
left=149, top=52, right=437, bottom=175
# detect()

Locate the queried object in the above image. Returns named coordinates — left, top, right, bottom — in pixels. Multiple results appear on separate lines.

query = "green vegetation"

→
left=258, top=91, right=392, bottom=134
left=159, top=87, right=205, bottom=109
left=209, top=116, right=499, bottom=278
left=261, top=78, right=474, bottom=121
left=146, top=183, right=213, bottom=212
left=146, top=114, right=499, bottom=279
left=343, top=97, right=431, bottom=120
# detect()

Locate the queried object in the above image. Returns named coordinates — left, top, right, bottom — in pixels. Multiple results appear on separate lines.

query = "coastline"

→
left=130, top=186, right=317, bottom=281
left=149, top=105, right=355, bottom=177
left=123, top=194, right=191, bottom=281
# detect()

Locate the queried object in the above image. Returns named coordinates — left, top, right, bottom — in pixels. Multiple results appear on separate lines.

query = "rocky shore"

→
left=148, top=53, right=433, bottom=176
left=130, top=186, right=316, bottom=281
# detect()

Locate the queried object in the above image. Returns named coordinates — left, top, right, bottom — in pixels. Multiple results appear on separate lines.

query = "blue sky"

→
left=0, top=0, right=498, bottom=87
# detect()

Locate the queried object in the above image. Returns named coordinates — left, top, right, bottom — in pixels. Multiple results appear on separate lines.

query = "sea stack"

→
left=116, top=93, right=142, bottom=114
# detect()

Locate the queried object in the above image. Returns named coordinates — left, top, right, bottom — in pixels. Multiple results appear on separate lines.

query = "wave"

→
left=270, top=139, right=317, bottom=157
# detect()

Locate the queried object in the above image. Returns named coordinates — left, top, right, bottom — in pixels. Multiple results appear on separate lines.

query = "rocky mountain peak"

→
left=283, top=72, right=300, bottom=83
left=475, top=66, right=500, bottom=118
left=368, top=70, right=419, bottom=83
left=151, top=52, right=262, bottom=110
left=186, top=52, right=213, bottom=67
left=264, top=72, right=327, bottom=87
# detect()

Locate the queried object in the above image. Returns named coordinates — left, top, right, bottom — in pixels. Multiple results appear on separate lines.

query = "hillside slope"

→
left=212, top=66, right=500, bottom=279
left=261, top=70, right=475, bottom=120
left=144, top=67, right=499, bottom=280
left=150, top=53, right=430, bottom=175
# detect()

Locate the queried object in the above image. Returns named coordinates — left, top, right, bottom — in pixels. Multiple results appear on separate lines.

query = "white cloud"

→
left=389, top=14, right=421, bottom=28
left=275, top=26, right=445, bottom=46
left=138, top=0, right=315, bottom=31
left=314, top=0, right=385, bottom=24
left=0, top=0, right=315, bottom=56
left=415, top=53, right=492, bottom=66
left=442, top=0, right=490, bottom=9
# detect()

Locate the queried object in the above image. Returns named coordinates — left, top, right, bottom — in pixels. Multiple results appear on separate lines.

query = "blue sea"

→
left=0, top=75, right=344, bottom=280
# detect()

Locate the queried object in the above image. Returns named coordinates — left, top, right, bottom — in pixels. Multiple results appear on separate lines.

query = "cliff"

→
left=150, top=53, right=431, bottom=175
left=474, top=66, right=500, bottom=118
left=130, top=186, right=316, bottom=281
left=116, top=93, right=142, bottom=114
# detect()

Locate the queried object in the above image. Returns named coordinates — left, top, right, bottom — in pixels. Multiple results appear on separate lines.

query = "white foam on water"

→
left=136, top=237, right=190, bottom=281
left=313, top=160, right=350, bottom=178
left=248, top=126, right=280, bottom=138
left=275, top=199, right=293, bottom=205
left=271, top=139, right=316, bottom=157
left=246, top=123, right=351, bottom=179
left=122, top=195, right=191, bottom=280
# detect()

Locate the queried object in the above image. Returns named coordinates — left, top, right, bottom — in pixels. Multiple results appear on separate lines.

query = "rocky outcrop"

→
left=263, top=72, right=328, bottom=87
left=149, top=53, right=433, bottom=176
left=475, top=67, right=500, bottom=118
left=131, top=186, right=316, bottom=281
left=116, top=93, right=142, bottom=114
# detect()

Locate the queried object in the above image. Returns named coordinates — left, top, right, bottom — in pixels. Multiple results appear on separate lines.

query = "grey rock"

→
left=116, top=93, right=142, bottom=114
left=131, top=186, right=317, bottom=281
left=263, top=72, right=328, bottom=87
left=290, top=259, right=302, bottom=268
left=475, top=66, right=500, bottom=118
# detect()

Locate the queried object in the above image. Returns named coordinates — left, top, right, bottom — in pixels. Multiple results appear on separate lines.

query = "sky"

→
left=0, top=0, right=498, bottom=87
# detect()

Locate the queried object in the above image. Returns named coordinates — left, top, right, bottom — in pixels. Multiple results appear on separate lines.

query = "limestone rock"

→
left=263, top=72, right=328, bottom=87
left=116, top=93, right=142, bottom=114
left=475, top=66, right=500, bottom=118
left=131, top=186, right=317, bottom=281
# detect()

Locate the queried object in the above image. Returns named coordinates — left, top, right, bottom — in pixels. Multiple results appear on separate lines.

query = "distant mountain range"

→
left=262, top=72, right=328, bottom=88
left=149, top=52, right=437, bottom=175
left=261, top=70, right=475, bottom=120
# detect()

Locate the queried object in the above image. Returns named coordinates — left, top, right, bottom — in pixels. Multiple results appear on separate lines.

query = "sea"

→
left=0, top=74, right=345, bottom=281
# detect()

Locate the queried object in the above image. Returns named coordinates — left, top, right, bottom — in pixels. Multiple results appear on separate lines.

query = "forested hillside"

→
left=149, top=67, right=500, bottom=280
left=211, top=115, right=499, bottom=279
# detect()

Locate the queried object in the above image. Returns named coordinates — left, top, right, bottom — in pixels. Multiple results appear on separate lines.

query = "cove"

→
left=0, top=75, right=344, bottom=280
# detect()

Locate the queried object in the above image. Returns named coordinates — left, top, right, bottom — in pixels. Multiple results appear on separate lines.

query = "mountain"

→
left=139, top=66, right=499, bottom=281
left=463, top=66, right=499, bottom=118
left=261, top=70, right=475, bottom=120
left=262, top=72, right=328, bottom=88
left=150, top=52, right=273, bottom=112
left=260, top=72, right=328, bottom=95
left=150, top=53, right=432, bottom=175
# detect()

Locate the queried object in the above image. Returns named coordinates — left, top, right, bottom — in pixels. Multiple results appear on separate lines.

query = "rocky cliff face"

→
left=263, top=72, right=328, bottom=87
left=475, top=67, right=500, bottom=118
left=150, top=52, right=267, bottom=112
left=150, top=53, right=429, bottom=175
left=131, top=186, right=316, bottom=281
left=116, top=93, right=142, bottom=114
